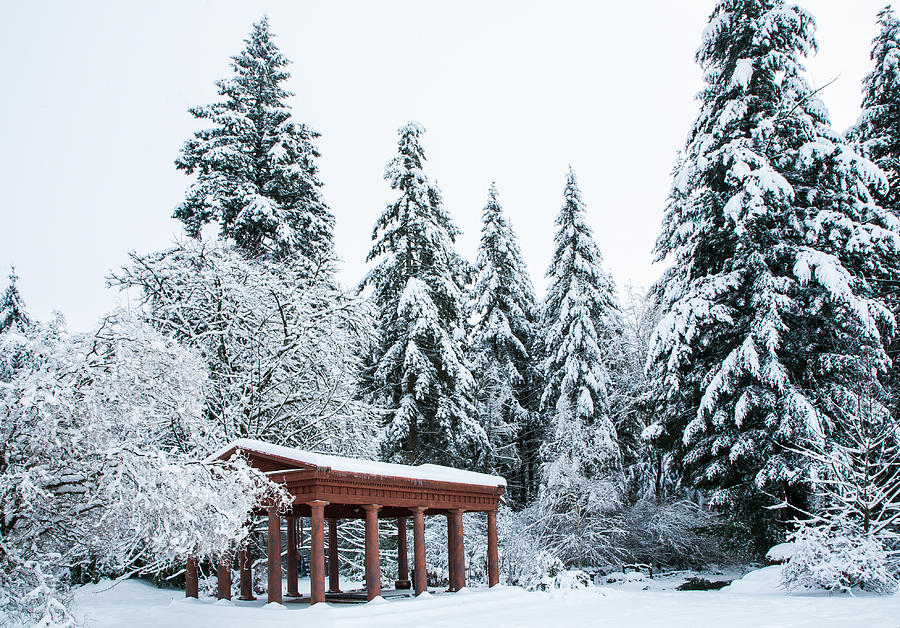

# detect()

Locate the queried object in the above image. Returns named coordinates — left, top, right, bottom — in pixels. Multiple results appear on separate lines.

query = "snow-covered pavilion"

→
left=185, top=439, right=506, bottom=604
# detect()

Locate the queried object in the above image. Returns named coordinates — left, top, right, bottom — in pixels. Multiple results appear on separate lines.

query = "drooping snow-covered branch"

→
left=0, top=313, right=289, bottom=626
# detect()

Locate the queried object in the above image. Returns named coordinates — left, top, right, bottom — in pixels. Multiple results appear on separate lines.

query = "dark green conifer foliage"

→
left=647, top=0, right=900, bottom=550
left=855, top=7, right=900, bottom=219
left=363, top=123, right=488, bottom=468
left=0, top=268, right=30, bottom=336
left=469, top=184, right=542, bottom=501
left=539, top=168, right=623, bottom=491
left=853, top=6, right=900, bottom=415
left=174, top=17, right=334, bottom=269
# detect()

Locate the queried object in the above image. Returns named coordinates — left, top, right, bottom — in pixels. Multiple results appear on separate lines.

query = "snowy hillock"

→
left=725, top=562, right=898, bottom=597
left=720, top=566, right=784, bottom=595
left=765, top=543, right=796, bottom=565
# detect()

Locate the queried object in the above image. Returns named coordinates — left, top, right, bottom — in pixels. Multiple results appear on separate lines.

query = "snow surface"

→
left=730, top=58, right=754, bottom=89
left=767, top=542, right=797, bottom=563
left=72, top=569, right=900, bottom=628
left=208, top=438, right=507, bottom=487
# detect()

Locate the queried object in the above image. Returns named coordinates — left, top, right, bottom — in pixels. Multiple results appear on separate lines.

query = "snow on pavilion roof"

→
left=209, top=438, right=507, bottom=488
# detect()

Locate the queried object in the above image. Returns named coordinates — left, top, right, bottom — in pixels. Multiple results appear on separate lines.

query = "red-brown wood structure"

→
left=186, top=439, right=505, bottom=604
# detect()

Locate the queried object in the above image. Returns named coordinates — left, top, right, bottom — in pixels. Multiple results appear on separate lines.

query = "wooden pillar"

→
left=267, top=507, right=282, bottom=604
left=448, top=509, right=466, bottom=591
left=395, top=516, right=411, bottom=589
left=286, top=516, right=300, bottom=597
left=455, top=510, right=467, bottom=590
left=446, top=512, right=458, bottom=591
left=185, top=555, right=199, bottom=599
left=363, top=504, right=382, bottom=600
left=328, top=518, right=341, bottom=593
left=309, top=500, right=329, bottom=605
left=487, top=510, right=499, bottom=587
left=239, top=541, right=256, bottom=600
left=217, top=555, right=232, bottom=600
left=412, top=506, right=427, bottom=595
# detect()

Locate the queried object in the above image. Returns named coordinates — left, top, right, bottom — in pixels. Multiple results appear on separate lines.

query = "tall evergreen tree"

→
left=853, top=6, right=900, bottom=414
left=363, top=122, right=488, bottom=468
left=174, top=17, right=334, bottom=268
left=854, top=6, right=900, bottom=219
left=0, top=267, right=30, bottom=336
left=536, top=169, right=623, bottom=558
left=646, top=0, right=900, bottom=549
left=469, top=183, right=541, bottom=501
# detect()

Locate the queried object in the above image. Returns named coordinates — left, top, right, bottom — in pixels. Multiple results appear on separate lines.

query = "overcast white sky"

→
left=0, top=1, right=889, bottom=331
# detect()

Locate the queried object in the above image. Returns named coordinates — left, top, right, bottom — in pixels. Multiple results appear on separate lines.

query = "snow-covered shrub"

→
left=0, top=547, right=74, bottom=627
left=499, top=493, right=724, bottom=580
left=110, top=240, right=378, bottom=456
left=0, top=313, right=289, bottom=625
left=495, top=507, right=540, bottom=587
left=495, top=507, right=594, bottom=590
left=617, top=498, right=724, bottom=569
left=782, top=519, right=897, bottom=594
left=515, top=551, right=591, bottom=591
left=530, top=470, right=624, bottom=569
left=786, top=355, right=900, bottom=589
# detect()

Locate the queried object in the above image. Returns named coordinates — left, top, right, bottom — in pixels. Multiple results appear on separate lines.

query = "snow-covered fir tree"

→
left=0, top=267, right=30, bottom=336
left=469, top=183, right=541, bottom=501
left=174, top=17, right=334, bottom=270
left=363, top=122, right=488, bottom=468
left=534, top=168, right=624, bottom=566
left=853, top=6, right=900, bottom=413
left=0, top=267, right=32, bottom=383
left=646, top=0, right=900, bottom=549
left=854, top=6, right=900, bottom=218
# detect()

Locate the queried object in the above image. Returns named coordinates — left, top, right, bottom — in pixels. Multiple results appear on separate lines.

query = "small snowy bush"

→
left=617, top=498, right=724, bottom=568
left=782, top=519, right=897, bottom=594
left=516, top=551, right=591, bottom=591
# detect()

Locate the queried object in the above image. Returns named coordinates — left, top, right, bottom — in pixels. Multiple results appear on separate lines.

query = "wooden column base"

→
left=267, top=508, right=282, bottom=604
left=238, top=542, right=256, bottom=600
left=412, top=506, right=428, bottom=595
left=286, top=516, right=300, bottom=597
left=328, top=517, right=341, bottom=593
left=185, top=556, right=199, bottom=599
left=217, top=557, right=232, bottom=600
left=363, top=504, right=382, bottom=600
left=394, top=579, right=411, bottom=589
left=309, top=500, right=329, bottom=605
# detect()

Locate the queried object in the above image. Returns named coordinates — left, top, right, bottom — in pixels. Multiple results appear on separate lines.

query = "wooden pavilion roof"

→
left=211, top=439, right=506, bottom=519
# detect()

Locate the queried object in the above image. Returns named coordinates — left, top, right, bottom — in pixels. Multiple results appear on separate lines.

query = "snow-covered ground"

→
left=73, top=567, right=900, bottom=628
